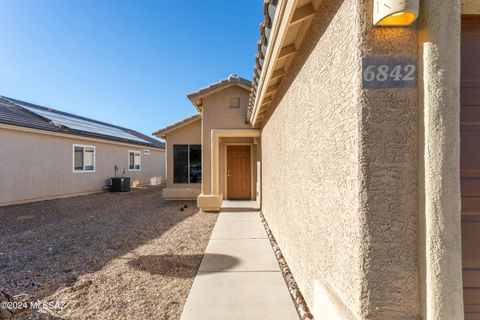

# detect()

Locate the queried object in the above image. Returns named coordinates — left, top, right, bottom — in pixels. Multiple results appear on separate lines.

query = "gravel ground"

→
left=0, top=186, right=218, bottom=320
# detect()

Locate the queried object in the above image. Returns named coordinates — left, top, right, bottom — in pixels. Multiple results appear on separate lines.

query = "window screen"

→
left=189, top=144, right=202, bottom=183
left=73, top=145, right=95, bottom=172
left=129, top=152, right=135, bottom=170
left=84, top=147, right=95, bottom=171
left=173, top=145, right=189, bottom=183
left=134, top=152, right=141, bottom=170
left=74, top=146, right=84, bottom=171
left=173, top=144, right=201, bottom=184
left=128, top=151, right=141, bottom=171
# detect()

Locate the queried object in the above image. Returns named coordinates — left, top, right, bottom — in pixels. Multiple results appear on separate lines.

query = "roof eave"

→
left=152, top=114, right=202, bottom=138
left=248, top=0, right=319, bottom=127
left=186, top=76, right=252, bottom=110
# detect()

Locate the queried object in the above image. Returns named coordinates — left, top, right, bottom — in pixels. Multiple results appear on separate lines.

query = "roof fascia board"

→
left=252, top=0, right=299, bottom=127
left=153, top=115, right=201, bottom=138
left=0, top=123, right=165, bottom=151
left=187, top=83, right=251, bottom=105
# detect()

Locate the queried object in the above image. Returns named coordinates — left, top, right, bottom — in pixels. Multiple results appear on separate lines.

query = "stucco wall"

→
left=163, top=118, right=201, bottom=191
left=261, top=0, right=363, bottom=317
left=0, top=127, right=165, bottom=205
left=201, top=85, right=251, bottom=195
left=261, top=0, right=420, bottom=318
left=357, top=0, right=419, bottom=318
left=418, top=0, right=463, bottom=319
left=462, top=0, right=480, bottom=14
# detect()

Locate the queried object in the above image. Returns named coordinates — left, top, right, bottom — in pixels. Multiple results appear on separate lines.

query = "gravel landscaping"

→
left=0, top=186, right=218, bottom=319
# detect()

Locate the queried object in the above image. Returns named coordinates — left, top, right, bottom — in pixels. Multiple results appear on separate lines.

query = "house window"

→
left=229, top=97, right=241, bottom=108
left=173, top=144, right=201, bottom=184
left=128, top=151, right=141, bottom=171
left=189, top=144, right=201, bottom=183
left=73, top=145, right=95, bottom=172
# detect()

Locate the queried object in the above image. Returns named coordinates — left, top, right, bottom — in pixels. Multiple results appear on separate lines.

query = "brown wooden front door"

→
left=461, top=16, right=480, bottom=319
left=227, top=146, right=251, bottom=200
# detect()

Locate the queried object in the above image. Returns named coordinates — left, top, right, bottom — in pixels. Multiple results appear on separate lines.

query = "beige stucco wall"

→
left=262, top=0, right=364, bottom=317
left=163, top=118, right=202, bottom=191
left=201, top=85, right=251, bottom=195
left=0, top=127, right=165, bottom=206
left=462, top=0, right=480, bottom=14
left=418, top=0, right=463, bottom=319
left=261, top=0, right=423, bottom=318
left=357, top=0, right=419, bottom=318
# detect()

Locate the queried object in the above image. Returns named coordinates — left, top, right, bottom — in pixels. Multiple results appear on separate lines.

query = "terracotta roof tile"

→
left=247, top=0, right=278, bottom=122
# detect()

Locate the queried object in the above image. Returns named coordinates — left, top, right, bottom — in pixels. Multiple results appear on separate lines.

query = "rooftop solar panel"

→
left=19, top=104, right=149, bottom=144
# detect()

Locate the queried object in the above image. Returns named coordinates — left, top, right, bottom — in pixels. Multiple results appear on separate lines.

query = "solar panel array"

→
left=19, top=104, right=149, bottom=144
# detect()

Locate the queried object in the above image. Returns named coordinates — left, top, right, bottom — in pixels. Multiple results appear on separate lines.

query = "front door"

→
left=461, top=16, right=480, bottom=319
left=227, top=146, right=251, bottom=200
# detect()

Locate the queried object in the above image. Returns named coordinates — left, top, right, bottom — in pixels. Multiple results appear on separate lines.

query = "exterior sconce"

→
left=373, top=0, right=419, bottom=26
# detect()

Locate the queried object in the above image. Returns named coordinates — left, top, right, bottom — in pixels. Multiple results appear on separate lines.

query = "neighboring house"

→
left=155, top=0, right=479, bottom=319
left=0, top=96, right=165, bottom=206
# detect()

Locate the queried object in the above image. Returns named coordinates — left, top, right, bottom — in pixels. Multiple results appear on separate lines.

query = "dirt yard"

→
left=0, top=186, right=218, bottom=320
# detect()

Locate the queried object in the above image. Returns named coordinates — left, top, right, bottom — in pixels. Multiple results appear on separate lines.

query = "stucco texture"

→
left=358, top=0, right=420, bottom=318
left=262, top=0, right=363, bottom=317
left=0, top=128, right=165, bottom=205
left=462, top=0, right=480, bottom=14
left=418, top=0, right=463, bottom=319
left=261, top=0, right=420, bottom=318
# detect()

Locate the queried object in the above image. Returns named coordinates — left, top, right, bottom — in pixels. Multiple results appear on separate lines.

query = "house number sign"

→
left=362, top=56, right=416, bottom=89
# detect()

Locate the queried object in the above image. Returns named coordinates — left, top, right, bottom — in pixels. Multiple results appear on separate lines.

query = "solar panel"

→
left=20, top=104, right=149, bottom=144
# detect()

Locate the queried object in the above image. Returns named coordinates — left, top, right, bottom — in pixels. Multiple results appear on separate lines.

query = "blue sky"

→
left=0, top=1, right=263, bottom=138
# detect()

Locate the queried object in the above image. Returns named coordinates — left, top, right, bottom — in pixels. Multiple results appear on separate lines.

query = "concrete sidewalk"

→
left=180, top=209, right=298, bottom=320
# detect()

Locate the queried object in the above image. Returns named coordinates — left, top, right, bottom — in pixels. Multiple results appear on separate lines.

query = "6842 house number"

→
left=363, top=64, right=415, bottom=82
left=362, top=56, right=417, bottom=89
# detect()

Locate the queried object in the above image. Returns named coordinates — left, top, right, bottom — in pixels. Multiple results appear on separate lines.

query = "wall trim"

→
left=0, top=189, right=105, bottom=207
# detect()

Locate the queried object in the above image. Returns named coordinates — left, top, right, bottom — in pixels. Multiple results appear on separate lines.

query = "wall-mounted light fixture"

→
left=373, top=0, right=419, bottom=26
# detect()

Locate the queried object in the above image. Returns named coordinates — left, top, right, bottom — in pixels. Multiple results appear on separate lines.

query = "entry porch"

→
left=197, top=129, right=261, bottom=211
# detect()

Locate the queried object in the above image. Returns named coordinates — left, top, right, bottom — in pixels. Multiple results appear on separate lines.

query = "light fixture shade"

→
left=373, top=0, right=419, bottom=26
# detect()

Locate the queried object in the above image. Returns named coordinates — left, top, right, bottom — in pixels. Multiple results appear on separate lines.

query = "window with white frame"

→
left=73, top=145, right=95, bottom=172
left=128, top=151, right=141, bottom=171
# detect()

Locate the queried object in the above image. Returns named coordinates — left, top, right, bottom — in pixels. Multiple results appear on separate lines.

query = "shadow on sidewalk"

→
left=128, top=253, right=239, bottom=278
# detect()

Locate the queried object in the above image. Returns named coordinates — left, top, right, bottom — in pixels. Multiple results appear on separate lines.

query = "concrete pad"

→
left=199, top=239, right=279, bottom=272
left=210, top=220, right=267, bottom=239
left=221, top=200, right=259, bottom=210
left=216, top=212, right=261, bottom=222
left=180, top=272, right=298, bottom=320
left=181, top=208, right=297, bottom=320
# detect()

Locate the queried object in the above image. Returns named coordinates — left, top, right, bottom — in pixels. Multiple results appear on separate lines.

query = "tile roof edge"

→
left=186, top=74, right=252, bottom=101
left=0, top=95, right=165, bottom=149
left=152, top=113, right=201, bottom=137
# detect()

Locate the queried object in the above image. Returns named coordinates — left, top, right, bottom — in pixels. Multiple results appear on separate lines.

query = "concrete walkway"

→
left=180, top=207, right=298, bottom=320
